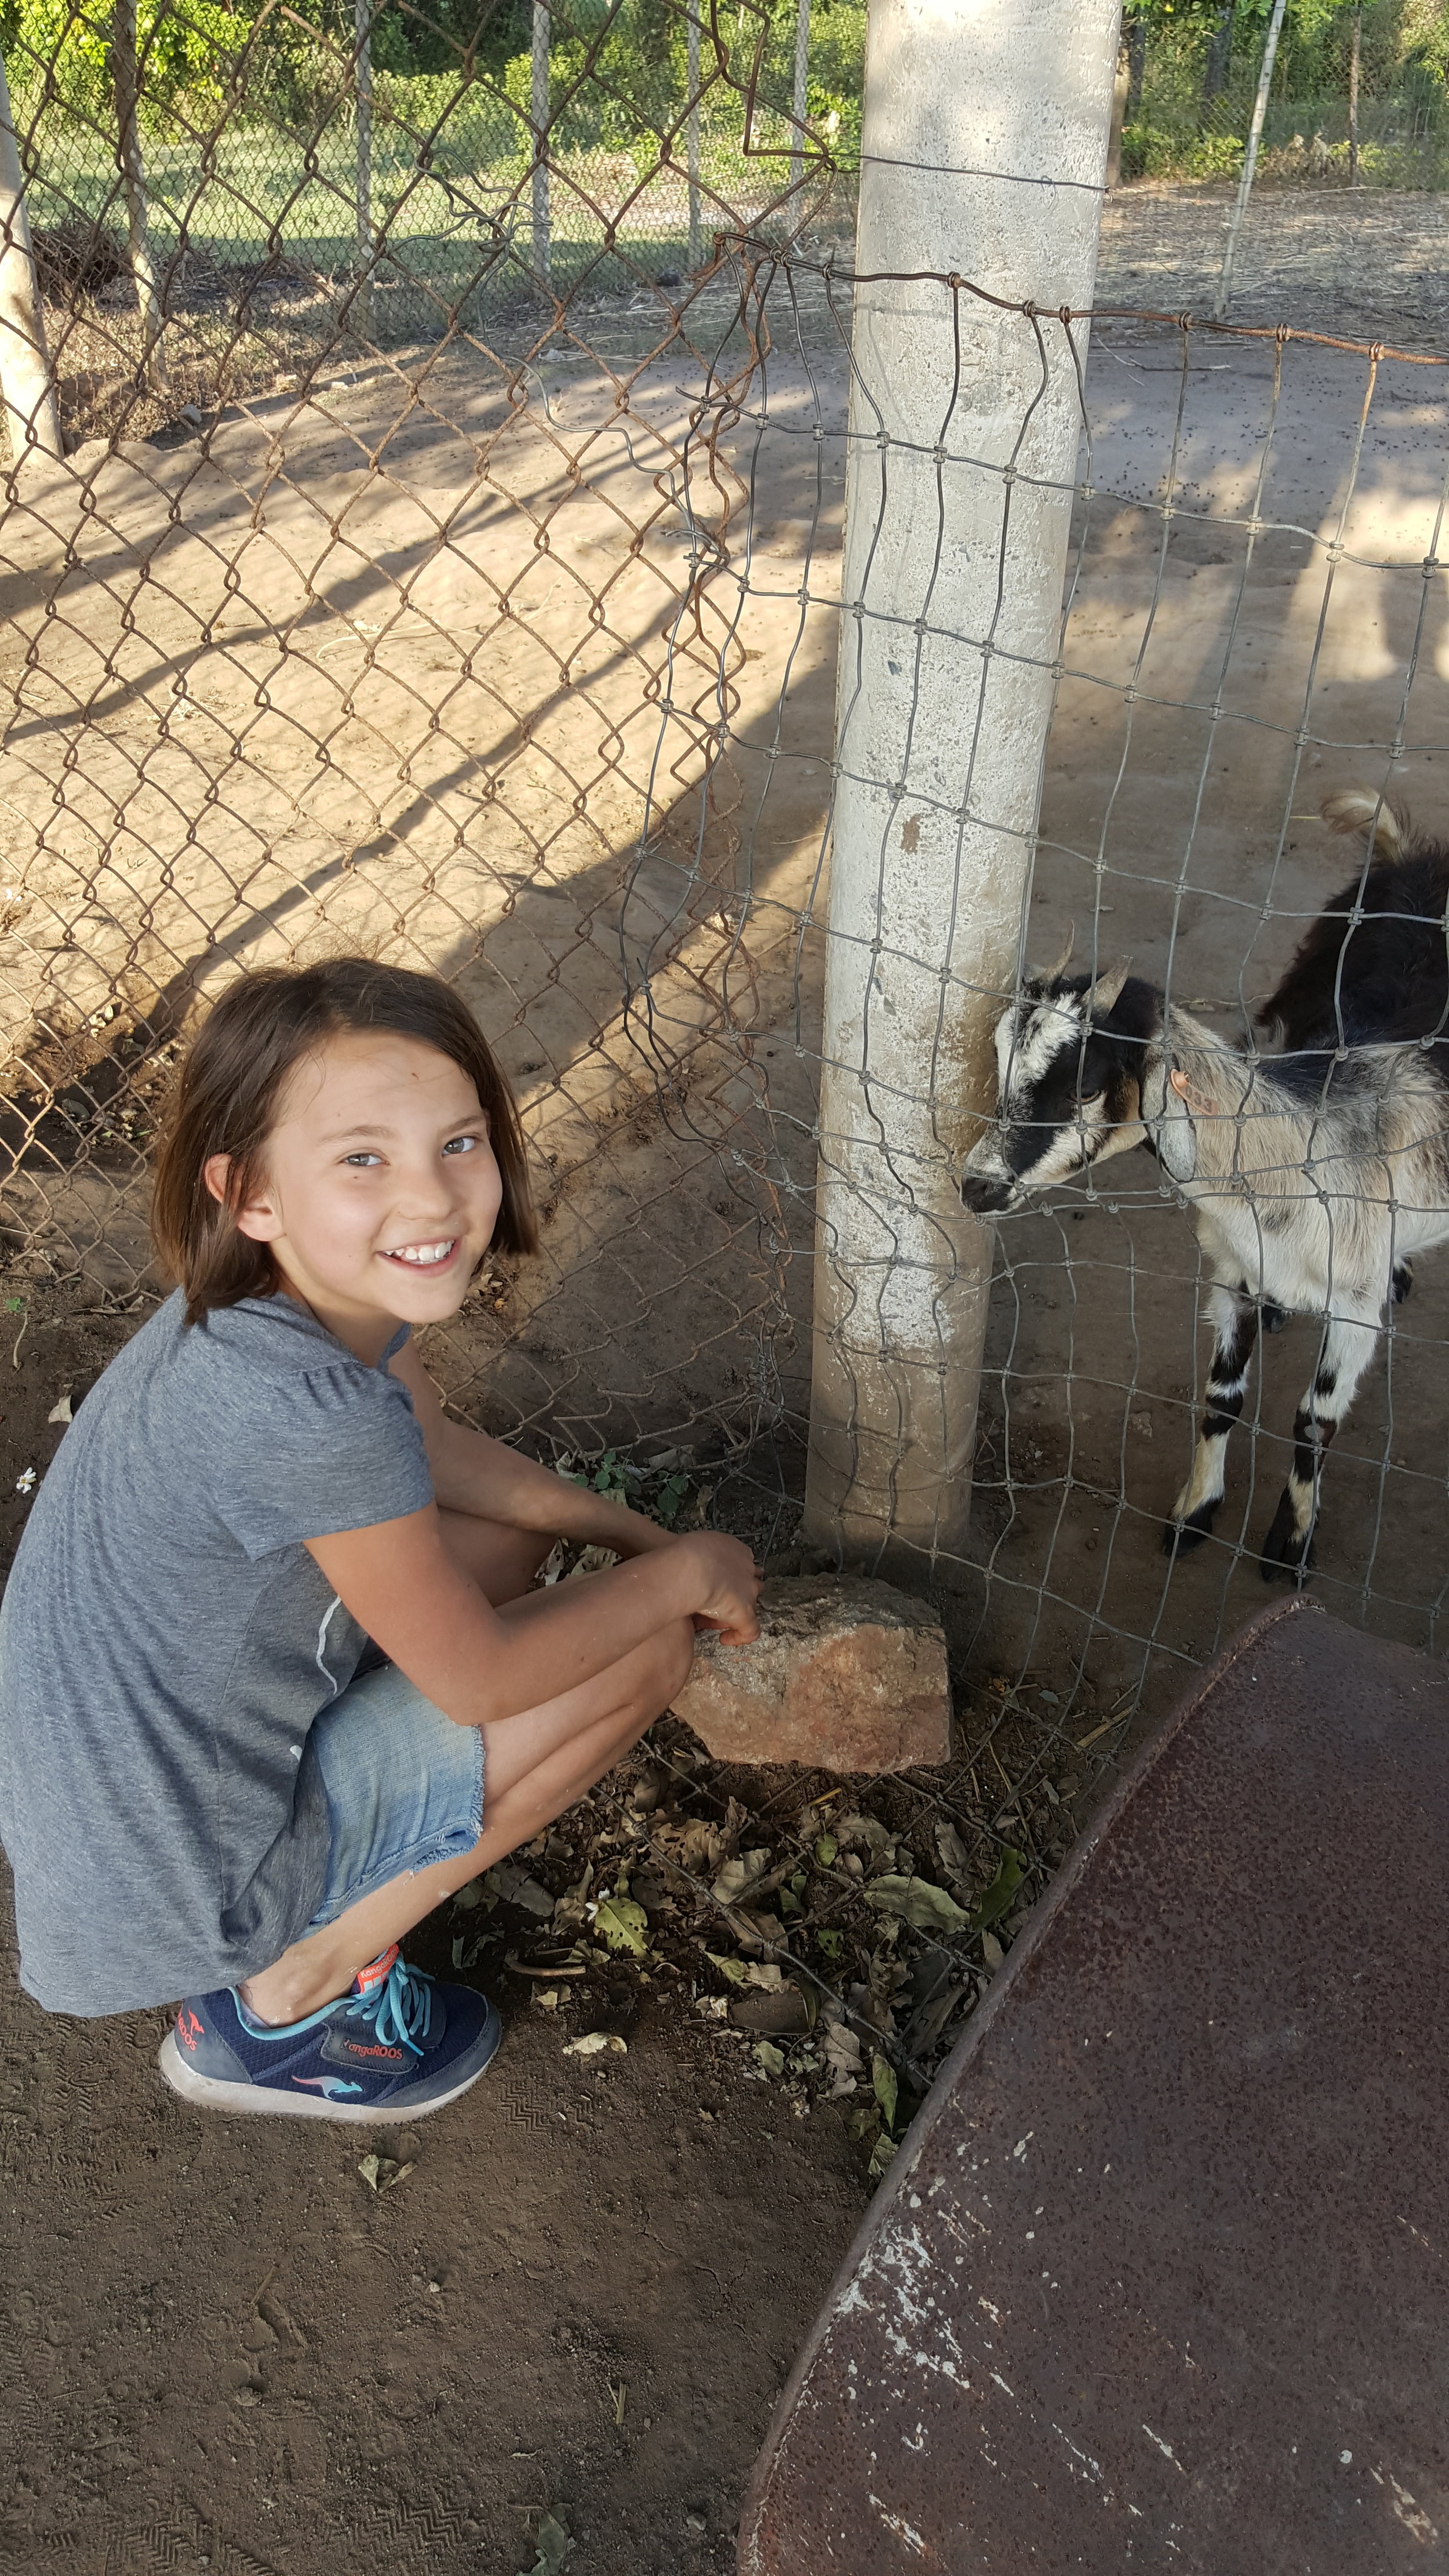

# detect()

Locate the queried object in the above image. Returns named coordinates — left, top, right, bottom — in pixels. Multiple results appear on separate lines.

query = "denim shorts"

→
left=299, top=1660, right=485, bottom=1932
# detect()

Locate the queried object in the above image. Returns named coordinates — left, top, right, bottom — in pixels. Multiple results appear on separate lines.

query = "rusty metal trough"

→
left=739, top=1597, right=1449, bottom=2572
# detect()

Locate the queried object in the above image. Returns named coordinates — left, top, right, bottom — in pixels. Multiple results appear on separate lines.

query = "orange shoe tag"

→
left=351, top=1944, right=399, bottom=2000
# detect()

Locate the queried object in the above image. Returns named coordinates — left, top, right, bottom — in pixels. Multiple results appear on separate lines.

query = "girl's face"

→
left=208, top=1031, right=504, bottom=1347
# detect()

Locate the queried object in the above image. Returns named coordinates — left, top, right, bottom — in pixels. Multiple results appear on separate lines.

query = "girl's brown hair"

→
left=152, top=958, right=537, bottom=1323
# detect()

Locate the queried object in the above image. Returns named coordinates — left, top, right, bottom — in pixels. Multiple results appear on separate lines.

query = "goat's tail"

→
left=1320, top=786, right=1412, bottom=861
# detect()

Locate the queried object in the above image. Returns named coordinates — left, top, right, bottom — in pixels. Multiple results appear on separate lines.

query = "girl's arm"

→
left=305, top=1505, right=759, bottom=1730
left=388, top=1337, right=673, bottom=1559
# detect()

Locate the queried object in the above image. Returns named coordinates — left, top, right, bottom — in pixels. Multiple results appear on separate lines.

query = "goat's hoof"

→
left=1259, top=1501, right=1315, bottom=1583
left=1261, top=1301, right=1291, bottom=1335
left=1163, top=1506, right=1215, bottom=1558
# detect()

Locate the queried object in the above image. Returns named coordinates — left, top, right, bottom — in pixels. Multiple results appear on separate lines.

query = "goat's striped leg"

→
left=1164, top=1280, right=1258, bottom=1556
left=1260, top=1301, right=1382, bottom=1581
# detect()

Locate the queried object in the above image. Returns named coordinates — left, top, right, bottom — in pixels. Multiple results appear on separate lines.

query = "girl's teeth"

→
left=391, top=1242, right=453, bottom=1265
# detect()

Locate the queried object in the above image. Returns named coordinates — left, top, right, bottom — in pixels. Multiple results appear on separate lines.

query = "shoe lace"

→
left=347, top=1955, right=436, bottom=2058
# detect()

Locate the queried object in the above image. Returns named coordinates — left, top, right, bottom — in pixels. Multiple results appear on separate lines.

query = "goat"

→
left=960, top=791, right=1449, bottom=1577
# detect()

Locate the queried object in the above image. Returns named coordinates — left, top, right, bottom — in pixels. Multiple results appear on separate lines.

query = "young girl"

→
left=0, top=958, right=759, bottom=2122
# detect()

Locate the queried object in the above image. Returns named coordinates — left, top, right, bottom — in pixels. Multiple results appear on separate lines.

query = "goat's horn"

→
left=1320, top=787, right=1406, bottom=862
left=1087, top=958, right=1132, bottom=1016
left=1035, top=922, right=1075, bottom=984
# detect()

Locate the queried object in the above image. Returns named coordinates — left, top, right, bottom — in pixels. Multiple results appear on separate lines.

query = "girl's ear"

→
left=202, top=1152, right=282, bottom=1244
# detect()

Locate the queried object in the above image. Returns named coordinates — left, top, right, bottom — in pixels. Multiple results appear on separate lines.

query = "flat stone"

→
left=673, top=1574, right=952, bottom=1773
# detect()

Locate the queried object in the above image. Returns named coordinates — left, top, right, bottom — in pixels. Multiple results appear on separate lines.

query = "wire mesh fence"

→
left=5, top=1, right=1449, bottom=2126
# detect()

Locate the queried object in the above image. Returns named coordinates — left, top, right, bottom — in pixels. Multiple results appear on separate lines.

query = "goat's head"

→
left=959, top=941, right=1161, bottom=1215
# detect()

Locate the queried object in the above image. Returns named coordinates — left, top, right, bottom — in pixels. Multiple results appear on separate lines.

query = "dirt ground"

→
left=5, top=198, right=1449, bottom=2570
left=0, top=1879, right=865, bottom=2576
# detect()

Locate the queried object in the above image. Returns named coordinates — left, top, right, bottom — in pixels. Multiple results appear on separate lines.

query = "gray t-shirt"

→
left=0, top=1291, right=434, bottom=2015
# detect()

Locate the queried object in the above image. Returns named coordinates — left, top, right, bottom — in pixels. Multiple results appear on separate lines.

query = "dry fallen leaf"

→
left=934, top=1818, right=971, bottom=1883
left=566, top=1544, right=619, bottom=1580
left=865, top=1874, right=973, bottom=1935
left=47, top=1393, right=72, bottom=1425
left=519, top=2506, right=573, bottom=2576
left=357, top=2153, right=414, bottom=2193
left=484, top=1862, right=555, bottom=1920
left=563, top=2031, right=627, bottom=2057
left=591, top=1895, right=649, bottom=1955
left=711, top=1847, right=771, bottom=1906
left=835, top=1811, right=892, bottom=1862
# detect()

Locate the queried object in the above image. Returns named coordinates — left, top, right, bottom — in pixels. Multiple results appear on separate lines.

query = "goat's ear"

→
left=1086, top=959, right=1131, bottom=1017
left=1168, top=1060, right=1214, bottom=1114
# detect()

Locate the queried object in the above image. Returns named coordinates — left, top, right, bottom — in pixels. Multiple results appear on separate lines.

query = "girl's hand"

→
left=680, top=1531, right=762, bottom=1645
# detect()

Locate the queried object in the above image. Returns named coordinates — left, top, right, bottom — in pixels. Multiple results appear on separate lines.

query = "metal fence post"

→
left=532, top=0, right=552, bottom=285
left=354, top=0, right=373, bottom=339
left=687, top=0, right=701, bottom=272
left=801, top=0, right=1120, bottom=1579
left=789, top=0, right=810, bottom=199
left=0, top=43, right=61, bottom=463
left=1214, top=0, right=1287, bottom=316
left=1348, top=0, right=1361, bottom=187
left=112, top=0, right=169, bottom=394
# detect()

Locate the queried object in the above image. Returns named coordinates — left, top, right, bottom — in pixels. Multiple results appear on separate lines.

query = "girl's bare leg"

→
left=241, top=1611, right=694, bottom=2025
left=434, top=1505, right=554, bottom=1604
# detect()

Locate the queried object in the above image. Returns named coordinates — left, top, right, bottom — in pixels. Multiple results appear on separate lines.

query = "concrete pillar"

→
left=802, top=0, right=1121, bottom=1579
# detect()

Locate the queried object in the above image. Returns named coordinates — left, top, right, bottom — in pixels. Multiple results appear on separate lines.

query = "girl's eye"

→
left=343, top=1151, right=383, bottom=1168
left=441, top=1133, right=479, bottom=1157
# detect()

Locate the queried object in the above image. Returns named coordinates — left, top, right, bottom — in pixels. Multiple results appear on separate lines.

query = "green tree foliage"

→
left=9, top=0, right=241, bottom=116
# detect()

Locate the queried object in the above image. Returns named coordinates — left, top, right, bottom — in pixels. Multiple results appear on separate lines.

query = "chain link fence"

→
left=1124, top=1, right=1449, bottom=187
left=5, top=1, right=1449, bottom=2115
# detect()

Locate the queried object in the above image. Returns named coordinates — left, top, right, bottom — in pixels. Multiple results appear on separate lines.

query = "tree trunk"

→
left=112, top=0, right=169, bottom=396
left=1106, top=37, right=1130, bottom=188
left=0, top=44, right=62, bottom=463
left=1126, top=13, right=1146, bottom=115
left=1203, top=3, right=1235, bottom=107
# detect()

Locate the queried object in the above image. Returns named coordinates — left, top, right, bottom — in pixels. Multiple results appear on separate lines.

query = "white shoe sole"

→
left=157, top=2026, right=500, bottom=2123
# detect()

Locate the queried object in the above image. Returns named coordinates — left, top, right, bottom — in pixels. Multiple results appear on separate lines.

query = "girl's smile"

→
left=382, top=1238, right=461, bottom=1271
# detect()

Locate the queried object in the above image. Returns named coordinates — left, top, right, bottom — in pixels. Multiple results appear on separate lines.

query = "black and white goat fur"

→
left=960, top=791, right=1449, bottom=1578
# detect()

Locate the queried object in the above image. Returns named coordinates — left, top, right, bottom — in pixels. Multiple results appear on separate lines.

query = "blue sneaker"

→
left=158, top=1944, right=502, bottom=2123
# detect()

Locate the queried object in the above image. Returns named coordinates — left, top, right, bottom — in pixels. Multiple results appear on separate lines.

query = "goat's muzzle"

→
left=961, top=1172, right=1012, bottom=1216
